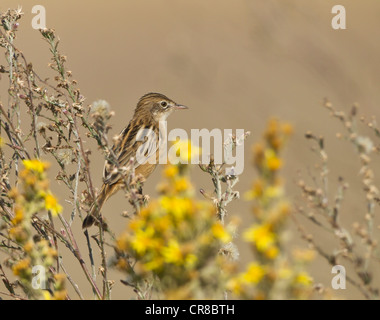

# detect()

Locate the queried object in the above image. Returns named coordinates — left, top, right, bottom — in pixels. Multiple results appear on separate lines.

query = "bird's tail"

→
left=82, top=184, right=108, bottom=229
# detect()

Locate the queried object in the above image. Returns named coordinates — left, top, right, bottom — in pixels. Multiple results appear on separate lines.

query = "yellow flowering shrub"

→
left=172, top=139, right=202, bottom=163
left=229, top=119, right=314, bottom=299
left=6, top=159, right=66, bottom=300
left=115, top=163, right=233, bottom=299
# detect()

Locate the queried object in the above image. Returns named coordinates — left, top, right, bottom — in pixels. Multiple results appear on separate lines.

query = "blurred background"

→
left=1, top=0, right=380, bottom=299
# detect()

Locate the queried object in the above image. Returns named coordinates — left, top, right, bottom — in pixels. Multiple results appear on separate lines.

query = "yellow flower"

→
left=265, top=119, right=285, bottom=150
left=264, top=185, right=283, bottom=199
left=11, top=207, right=24, bottom=225
left=40, top=240, right=57, bottom=258
left=45, top=193, right=63, bottom=216
left=12, top=258, right=31, bottom=276
left=116, top=233, right=129, bottom=251
left=159, top=196, right=172, bottom=211
left=131, top=227, right=156, bottom=255
left=42, top=290, right=66, bottom=300
left=227, top=277, right=244, bottom=295
left=155, top=215, right=171, bottom=233
left=171, top=139, right=201, bottom=163
left=23, top=159, right=49, bottom=173
left=160, top=196, right=192, bottom=220
left=264, top=246, right=279, bottom=259
left=184, top=254, right=198, bottom=269
left=243, top=263, right=265, bottom=284
left=162, top=240, right=183, bottom=265
left=0, top=136, right=3, bottom=147
left=243, top=223, right=276, bottom=252
left=174, top=177, right=190, bottom=193
left=21, top=169, right=38, bottom=186
left=164, top=165, right=179, bottom=178
left=8, top=187, right=20, bottom=200
left=116, top=258, right=128, bottom=270
left=144, top=257, right=164, bottom=271
left=9, top=226, right=28, bottom=243
left=265, top=149, right=282, bottom=171
left=267, top=157, right=282, bottom=171
left=23, top=241, right=34, bottom=253
left=129, top=218, right=145, bottom=232
left=212, top=222, right=232, bottom=243
left=53, top=290, right=67, bottom=300
left=295, top=272, right=313, bottom=286
left=53, top=273, right=66, bottom=289
left=43, top=291, right=53, bottom=300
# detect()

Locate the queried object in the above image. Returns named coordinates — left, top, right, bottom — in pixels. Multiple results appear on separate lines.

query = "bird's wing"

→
left=103, top=121, right=159, bottom=186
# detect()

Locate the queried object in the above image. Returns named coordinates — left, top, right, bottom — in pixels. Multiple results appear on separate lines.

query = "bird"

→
left=82, top=93, right=188, bottom=228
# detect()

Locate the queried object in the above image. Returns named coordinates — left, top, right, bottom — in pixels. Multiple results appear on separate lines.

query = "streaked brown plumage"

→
left=82, top=93, right=188, bottom=228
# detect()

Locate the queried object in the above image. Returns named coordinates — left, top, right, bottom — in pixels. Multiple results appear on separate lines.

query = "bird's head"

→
left=135, top=93, right=188, bottom=122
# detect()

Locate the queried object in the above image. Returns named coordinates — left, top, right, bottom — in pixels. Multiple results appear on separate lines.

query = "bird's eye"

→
left=161, top=101, right=168, bottom=108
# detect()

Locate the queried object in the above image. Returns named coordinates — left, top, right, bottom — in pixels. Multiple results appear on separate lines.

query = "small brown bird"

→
left=82, top=93, right=188, bottom=228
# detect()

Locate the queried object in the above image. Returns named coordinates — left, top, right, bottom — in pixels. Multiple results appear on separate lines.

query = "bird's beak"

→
left=174, top=104, right=188, bottom=110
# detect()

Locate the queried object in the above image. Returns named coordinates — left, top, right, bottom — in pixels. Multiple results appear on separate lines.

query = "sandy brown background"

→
left=1, top=0, right=380, bottom=299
